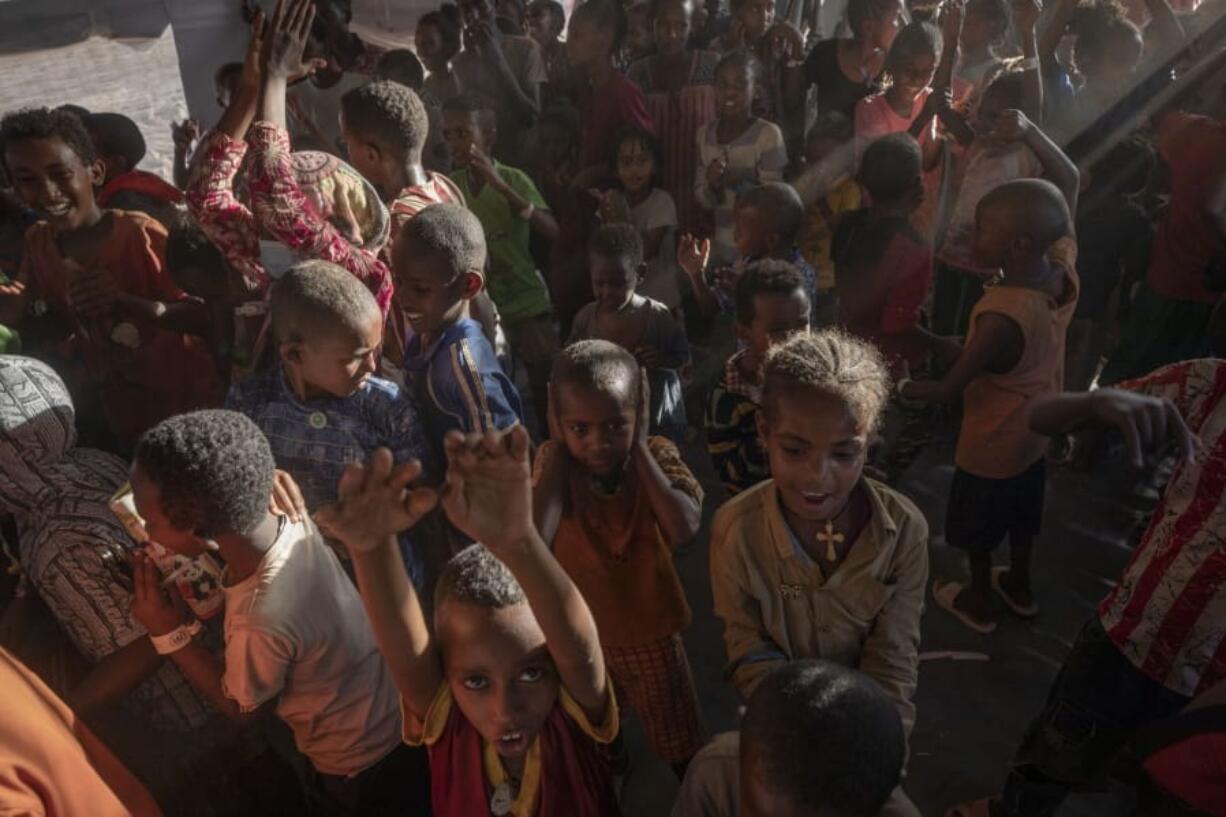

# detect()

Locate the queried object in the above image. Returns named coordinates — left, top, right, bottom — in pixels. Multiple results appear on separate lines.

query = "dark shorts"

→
left=945, top=459, right=1046, bottom=552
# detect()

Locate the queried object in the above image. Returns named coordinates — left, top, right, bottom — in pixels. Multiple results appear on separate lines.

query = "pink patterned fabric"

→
left=185, top=124, right=394, bottom=315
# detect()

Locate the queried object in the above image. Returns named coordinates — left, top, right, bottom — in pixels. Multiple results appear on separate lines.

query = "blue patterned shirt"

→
left=226, top=364, right=431, bottom=585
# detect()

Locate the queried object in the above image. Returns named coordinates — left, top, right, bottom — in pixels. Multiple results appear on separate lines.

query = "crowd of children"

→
left=1, top=0, right=1225, bottom=813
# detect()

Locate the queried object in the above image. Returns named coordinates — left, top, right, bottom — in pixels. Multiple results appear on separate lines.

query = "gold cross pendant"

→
left=816, top=520, right=844, bottom=561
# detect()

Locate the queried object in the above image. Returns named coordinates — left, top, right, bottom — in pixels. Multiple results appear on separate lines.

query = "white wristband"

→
left=1017, top=57, right=1039, bottom=72
left=150, top=620, right=202, bottom=655
left=518, top=202, right=535, bottom=220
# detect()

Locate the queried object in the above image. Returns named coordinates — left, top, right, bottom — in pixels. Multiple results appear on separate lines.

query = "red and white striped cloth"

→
left=1099, top=359, right=1226, bottom=697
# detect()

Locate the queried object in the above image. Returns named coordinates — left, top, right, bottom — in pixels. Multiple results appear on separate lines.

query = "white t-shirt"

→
left=287, top=72, right=369, bottom=153
left=221, top=517, right=402, bottom=776
left=631, top=188, right=681, bottom=309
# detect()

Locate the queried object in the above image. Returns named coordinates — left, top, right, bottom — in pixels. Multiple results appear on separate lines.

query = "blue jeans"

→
left=999, top=618, right=1191, bottom=817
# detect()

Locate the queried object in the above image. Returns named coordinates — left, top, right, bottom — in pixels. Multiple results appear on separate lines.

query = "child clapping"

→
left=317, top=425, right=620, bottom=817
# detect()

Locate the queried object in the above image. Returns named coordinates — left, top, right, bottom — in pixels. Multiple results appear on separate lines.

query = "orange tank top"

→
left=955, top=238, right=1080, bottom=479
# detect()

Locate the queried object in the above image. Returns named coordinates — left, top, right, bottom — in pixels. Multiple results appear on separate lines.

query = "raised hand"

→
left=766, top=21, right=805, bottom=64
left=315, top=452, right=438, bottom=555
left=171, top=119, right=200, bottom=152
left=990, top=109, right=1034, bottom=143
left=938, top=0, right=965, bottom=47
left=130, top=551, right=189, bottom=636
left=238, top=8, right=268, bottom=93
left=677, top=233, right=711, bottom=281
left=440, top=426, right=534, bottom=552
left=264, top=0, right=321, bottom=81
left=706, top=156, right=729, bottom=191
left=1013, top=0, right=1042, bottom=32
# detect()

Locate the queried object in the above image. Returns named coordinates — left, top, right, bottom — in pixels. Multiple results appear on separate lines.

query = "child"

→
left=570, top=223, right=690, bottom=442
left=626, top=0, right=720, bottom=236
left=374, top=51, right=453, bottom=175
left=186, top=12, right=393, bottom=311
left=442, top=93, right=560, bottom=429
left=833, top=133, right=938, bottom=369
left=315, top=424, right=621, bottom=817
left=213, top=61, right=243, bottom=110
left=82, top=112, right=185, bottom=227
left=672, top=660, right=906, bottom=817
left=567, top=0, right=658, bottom=172
left=453, top=0, right=547, bottom=167
left=339, top=80, right=466, bottom=257
left=789, top=112, right=857, bottom=207
left=783, top=0, right=904, bottom=121
left=392, top=203, right=524, bottom=450
left=625, top=1, right=657, bottom=66
left=956, top=0, right=1010, bottom=92
left=694, top=49, right=787, bottom=268
left=0, top=107, right=221, bottom=449
left=709, top=330, right=927, bottom=814
left=900, top=177, right=1079, bottom=633
left=417, top=5, right=465, bottom=104
left=705, top=260, right=811, bottom=496
left=126, top=409, right=431, bottom=816
left=682, top=182, right=814, bottom=319
left=526, top=0, right=573, bottom=103
left=534, top=339, right=706, bottom=776
left=376, top=49, right=426, bottom=90
left=225, top=260, right=433, bottom=585
left=593, top=127, right=682, bottom=310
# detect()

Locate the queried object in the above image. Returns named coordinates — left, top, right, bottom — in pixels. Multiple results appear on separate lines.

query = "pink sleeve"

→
left=880, top=239, right=933, bottom=334
left=184, top=130, right=266, bottom=292
left=246, top=122, right=394, bottom=314
left=854, top=97, right=885, bottom=165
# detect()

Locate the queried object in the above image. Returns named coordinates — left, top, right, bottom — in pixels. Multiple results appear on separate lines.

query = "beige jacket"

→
left=709, top=478, right=929, bottom=734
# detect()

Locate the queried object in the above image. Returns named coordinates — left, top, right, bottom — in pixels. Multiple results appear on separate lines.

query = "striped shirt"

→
left=1099, top=359, right=1226, bottom=697
left=628, top=51, right=720, bottom=235
left=403, top=318, right=523, bottom=459
left=386, top=174, right=466, bottom=261
left=694, top=118, right=788, bottom=266
left=704, top=349, right=770, bottom=496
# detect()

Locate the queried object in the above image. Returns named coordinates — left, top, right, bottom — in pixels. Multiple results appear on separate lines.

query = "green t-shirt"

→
left=450, top=162, right=551, bottom=324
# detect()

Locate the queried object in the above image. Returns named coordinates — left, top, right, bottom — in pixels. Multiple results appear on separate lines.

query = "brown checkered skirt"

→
left=604, top=633, right=707, bottom=764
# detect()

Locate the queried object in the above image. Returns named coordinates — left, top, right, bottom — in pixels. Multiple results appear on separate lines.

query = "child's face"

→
left=739, top=290, right=810, bottom=364
left=737, top=0, right=774, bottom=42
left=129, top=463, right=210, bottom=557
left=654, top=0, right=692, bottom=56
left=889, top=51, right=938, bottom=104
left=538, top=122, right=576, bottom=166
left=555, top=380, right=637, bottom=478
left=442, top=109, right=491, bottom=170
left=760, top=384, right=869, bottom=522
left=971, top=197, right=1015, bottom=268
left=526, top=2, right=562, bottom=43
left=973, top=85, right=1010, bottom=139
left=393, top=239, right=476, bottom=340
left=283, top=313, right=383, bottom=400
left=716, top=62, right=754, bottom=120
left=415, top=24, right=452, bottom=72
left=4, top=136, right=102, bottom=232
left=460, top=0, right=497, bottom=29
left=616, top=138, right=656, bottom=196
left=567, top=16, right=610, bottom=69
left=438, top=599, right=561, bottom=761
left=960, top=3, right=1002, bottom=52
left=733, top=205, right=773, bottom=259
left=590, top=253, right=640, bottom=310
left=863, top=0, right=905, bottom=52
left=627, top=6, right=656, bottom=61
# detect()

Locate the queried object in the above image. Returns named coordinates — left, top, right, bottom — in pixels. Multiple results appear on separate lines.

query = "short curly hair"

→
left=0, top=107, right=96, bottom=171
left=551, top=338, right=638, bottom=404
left=736, top=182, right=805, bottom=244
left=435, top=544, right=526, bottom=612
left=846, top=0, right=901, bottom=33
left=762, top=330, right=891, bottom=432
left=270, top=260, right=381, bottom=344
left=340, top=80, right=429, bottom=162
left=134, top=410, right=275, bottom=538
left=588, top=222, right=643, bottom=269
left=742, top=660, right=904, bottom=817
left=858, top=133, right=922, bottom=203
left=82, top=112, right=146, bottom=169
left=396, top=203, right=488, bottom=280
left=734, top=259, right=810, bottom=327
left=715, top=48, right=762, bottom=85
left=376, top=49, right=426, bottom=91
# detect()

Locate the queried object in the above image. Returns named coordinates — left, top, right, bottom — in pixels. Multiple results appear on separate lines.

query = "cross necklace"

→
left=814, top=498, right=854, bottom=562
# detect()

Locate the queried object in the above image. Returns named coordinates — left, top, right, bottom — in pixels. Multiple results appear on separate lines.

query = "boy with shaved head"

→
left=900, top=177, right=1080, bottom=634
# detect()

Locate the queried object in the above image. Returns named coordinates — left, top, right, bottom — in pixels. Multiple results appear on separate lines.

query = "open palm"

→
left=441, top=426, right=534, bottom=552
left=315, top=451, right=437, bottom=554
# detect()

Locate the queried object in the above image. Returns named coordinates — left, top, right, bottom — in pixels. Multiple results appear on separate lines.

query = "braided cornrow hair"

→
left=762, top=330, right=891, bottom=432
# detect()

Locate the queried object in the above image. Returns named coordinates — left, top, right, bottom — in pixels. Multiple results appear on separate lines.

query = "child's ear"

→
left=459, top=270, right=485, bottom=300
left=279, top=339, right=305, bottom=365
left=87, top=159, right=106, bottom=187
left=754, top=403, right=770, bottom=445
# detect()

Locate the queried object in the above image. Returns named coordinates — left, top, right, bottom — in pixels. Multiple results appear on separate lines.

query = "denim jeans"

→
left=998, top=618, right=1191, bottom=817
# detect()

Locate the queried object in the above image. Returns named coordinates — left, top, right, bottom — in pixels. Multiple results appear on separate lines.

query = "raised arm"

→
left=1141, top=0, right=1186, bottom=64
left=992, top=110, right=1079, bottom=214
left=442, top=426, right=608, bottom=722
left=1014, top=0, right=1044, bottom=124
left=1037, top=0, right=1077, bottom=72
left=315, top=453, right=444, bottom=720
left=632, top=373, right=703, bottom=547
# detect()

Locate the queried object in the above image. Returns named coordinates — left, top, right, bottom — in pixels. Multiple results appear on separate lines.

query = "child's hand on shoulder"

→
left=315, top=451, right=438, bottom=555
left=441, top=425, right=535, bottom=552
left=677, top=234, right=710, bottom=280
left=990, top=110, right=1033, bottom=143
